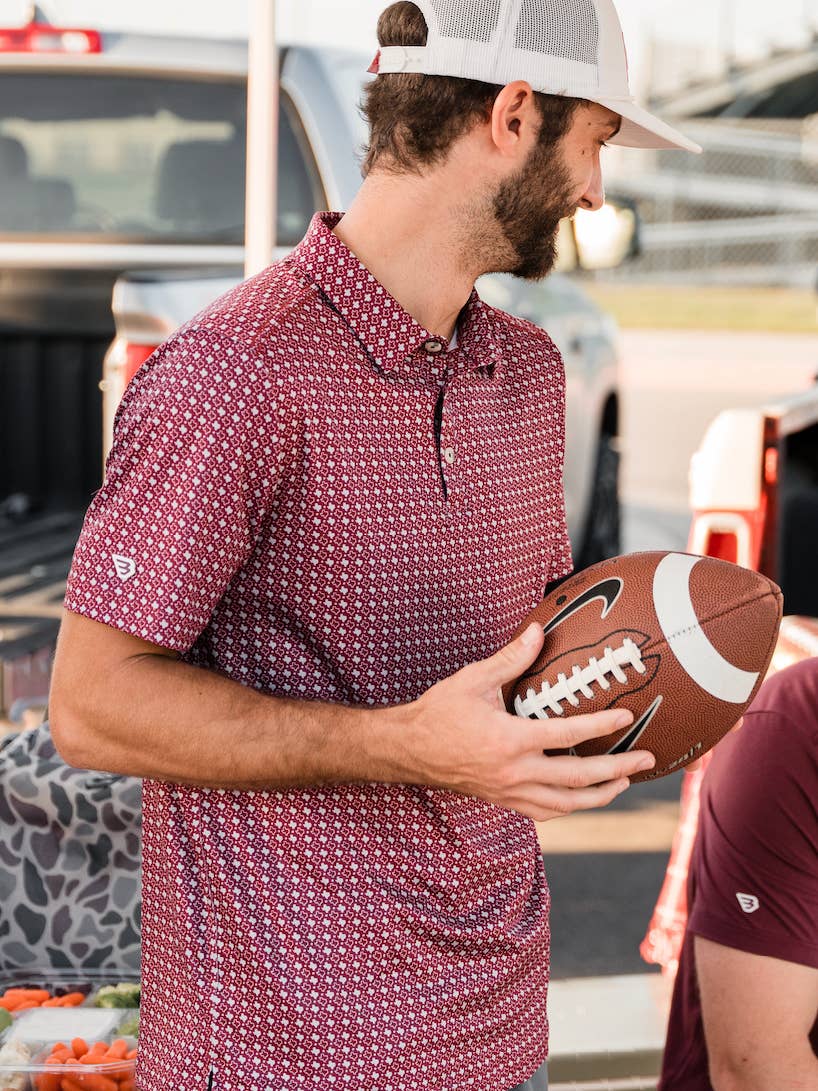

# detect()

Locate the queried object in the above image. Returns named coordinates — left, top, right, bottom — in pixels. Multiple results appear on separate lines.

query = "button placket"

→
left=437, top=381, right=462, bottom=504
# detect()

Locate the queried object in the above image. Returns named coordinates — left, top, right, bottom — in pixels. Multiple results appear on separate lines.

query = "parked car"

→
left=0, top=15, right=632, bottom=720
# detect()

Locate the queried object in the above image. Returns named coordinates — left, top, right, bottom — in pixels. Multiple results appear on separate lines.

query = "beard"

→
left=491, top=139, right=577, bottom=280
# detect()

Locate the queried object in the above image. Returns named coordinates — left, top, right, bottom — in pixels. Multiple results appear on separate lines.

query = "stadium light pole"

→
left=245, top=0, right=279, bottom=279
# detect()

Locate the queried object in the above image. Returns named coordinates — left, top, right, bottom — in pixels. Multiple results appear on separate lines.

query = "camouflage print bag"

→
left=0, top=721, right=142, bottom=973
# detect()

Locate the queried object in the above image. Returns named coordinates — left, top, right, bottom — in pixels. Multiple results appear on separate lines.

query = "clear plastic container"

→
left=0, top=971, right=140, bottom=1091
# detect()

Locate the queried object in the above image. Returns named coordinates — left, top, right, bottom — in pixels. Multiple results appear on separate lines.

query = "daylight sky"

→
left=2, top=0, right=816, bottom=90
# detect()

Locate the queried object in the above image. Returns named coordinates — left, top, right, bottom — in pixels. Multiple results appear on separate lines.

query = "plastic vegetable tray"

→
left=0, top=971, right=139, bottom=1091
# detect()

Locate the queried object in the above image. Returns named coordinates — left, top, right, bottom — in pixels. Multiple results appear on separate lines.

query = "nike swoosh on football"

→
left=542, top=577, right=624, bottom=638
left=607, top=695, right=663, bottom=754
left=519, top=577, right=625, bottom=686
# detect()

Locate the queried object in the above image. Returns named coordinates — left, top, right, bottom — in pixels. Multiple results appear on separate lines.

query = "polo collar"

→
left=291, top=212, right=504, bottom=379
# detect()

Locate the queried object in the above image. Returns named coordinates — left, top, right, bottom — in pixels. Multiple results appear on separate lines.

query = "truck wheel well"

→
left=601, top=394, right=618, bottom=439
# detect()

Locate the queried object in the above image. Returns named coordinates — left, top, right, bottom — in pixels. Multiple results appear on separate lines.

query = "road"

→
left=546, top=327, right=817, bottom=979
left=620, top=329, right=818, bottom=511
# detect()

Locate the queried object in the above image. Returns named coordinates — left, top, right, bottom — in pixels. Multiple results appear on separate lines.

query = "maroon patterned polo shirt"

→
left=65, top=212, right=573, bottom=1091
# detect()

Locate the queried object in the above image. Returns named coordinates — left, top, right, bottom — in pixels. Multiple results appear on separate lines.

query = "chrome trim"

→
left=0, top=243, right=247, bottom=269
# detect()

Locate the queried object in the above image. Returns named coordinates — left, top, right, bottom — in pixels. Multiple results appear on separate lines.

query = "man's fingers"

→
left=523, top=749, right=655, bottom=789
left=469, top=623, right=545, bottom=692
left=519, top=706, right=637, bottom=752
left=507, top=777, right=632, bottom=821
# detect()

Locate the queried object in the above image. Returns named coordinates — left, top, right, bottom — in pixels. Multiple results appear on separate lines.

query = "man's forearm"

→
left=51, top=611, right=655, bottom=817
left=50, top=622, right=406, bottom=789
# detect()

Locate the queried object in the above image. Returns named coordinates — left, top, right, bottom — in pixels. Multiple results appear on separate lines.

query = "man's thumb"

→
left=480, top=622, right=544, bottom=689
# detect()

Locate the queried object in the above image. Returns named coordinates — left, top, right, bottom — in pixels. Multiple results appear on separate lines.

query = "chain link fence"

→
left=602, top=118, right=818, bottom=287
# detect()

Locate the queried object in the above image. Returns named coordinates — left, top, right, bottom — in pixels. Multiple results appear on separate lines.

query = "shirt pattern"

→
left=65, top=212, right=573, bottom=1091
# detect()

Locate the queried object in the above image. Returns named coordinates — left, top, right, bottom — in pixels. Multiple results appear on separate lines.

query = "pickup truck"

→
left=0, top=18, right=628, bottom=717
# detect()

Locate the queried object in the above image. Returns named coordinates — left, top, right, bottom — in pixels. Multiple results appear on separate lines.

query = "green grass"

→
left=582, top=283, right=818, bottom=333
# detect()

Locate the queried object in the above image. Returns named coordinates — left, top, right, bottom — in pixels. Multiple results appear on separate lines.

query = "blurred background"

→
left=0, top=2, right=816, bottom=1086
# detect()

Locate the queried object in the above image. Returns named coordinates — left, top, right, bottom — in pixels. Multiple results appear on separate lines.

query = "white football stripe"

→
left=653, top=553, right=759, bottom=704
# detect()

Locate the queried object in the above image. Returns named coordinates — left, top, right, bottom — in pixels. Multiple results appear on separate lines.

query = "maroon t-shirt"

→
left=660, top=658, right=818, bottom=1089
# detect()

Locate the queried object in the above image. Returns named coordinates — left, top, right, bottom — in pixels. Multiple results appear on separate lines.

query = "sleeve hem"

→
left=63, top=599, right=198, bottom=655
left=689, top=911, right=818, bottom=971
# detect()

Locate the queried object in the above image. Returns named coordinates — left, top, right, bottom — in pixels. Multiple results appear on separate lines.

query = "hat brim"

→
left=595, top=97, right=702, bottom=153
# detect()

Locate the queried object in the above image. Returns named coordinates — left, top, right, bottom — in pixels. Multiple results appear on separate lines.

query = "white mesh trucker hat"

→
left=372, top=0, right=702, bottom=153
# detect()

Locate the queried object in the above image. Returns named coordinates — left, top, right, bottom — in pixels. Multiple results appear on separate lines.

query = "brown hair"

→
left=361, top=1, right=586, bottom=176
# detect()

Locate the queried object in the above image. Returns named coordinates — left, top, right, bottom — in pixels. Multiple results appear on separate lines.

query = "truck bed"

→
left=0, top=507, right=83, bottom=728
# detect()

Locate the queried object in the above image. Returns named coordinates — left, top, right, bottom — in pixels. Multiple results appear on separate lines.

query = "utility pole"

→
left=244, top=0, right=279, bottom=279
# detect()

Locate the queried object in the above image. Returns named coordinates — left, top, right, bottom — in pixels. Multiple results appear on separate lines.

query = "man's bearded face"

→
left=492, top=136, right=577, bottom=281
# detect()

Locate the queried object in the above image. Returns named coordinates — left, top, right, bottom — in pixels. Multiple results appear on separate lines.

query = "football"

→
left=502, top=551, right=783, bottom=781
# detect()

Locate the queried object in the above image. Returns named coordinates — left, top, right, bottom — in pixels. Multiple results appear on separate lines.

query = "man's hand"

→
left=390, top=623, right=656, bottom=821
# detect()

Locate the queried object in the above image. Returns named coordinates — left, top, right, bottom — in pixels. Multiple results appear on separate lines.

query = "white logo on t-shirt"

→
left=112, top=554, right=137, bottom=582
left=736, top=892, right=760, bottom=914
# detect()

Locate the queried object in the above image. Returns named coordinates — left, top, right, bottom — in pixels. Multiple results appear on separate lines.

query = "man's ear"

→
left=490, top=81, right=538, bottom=158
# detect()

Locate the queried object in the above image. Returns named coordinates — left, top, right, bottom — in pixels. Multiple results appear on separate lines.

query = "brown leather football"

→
left=502, top=552, right=783, bottom=781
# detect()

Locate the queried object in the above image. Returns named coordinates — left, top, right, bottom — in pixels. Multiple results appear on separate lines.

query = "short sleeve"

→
left=64, top=325, right=292, bottom=652
left=688, top=710, right=818, bottom=970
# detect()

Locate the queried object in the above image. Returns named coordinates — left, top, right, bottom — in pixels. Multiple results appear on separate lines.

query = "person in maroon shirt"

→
left=660, top=657, right=818, bottom=1090
left=50, top=2, right=698, bottom=1089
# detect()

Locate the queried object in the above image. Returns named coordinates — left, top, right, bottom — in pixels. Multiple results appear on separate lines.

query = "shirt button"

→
left=424, top=339, right=444, bottom=355
left=443, top=447, right=456, bottom=466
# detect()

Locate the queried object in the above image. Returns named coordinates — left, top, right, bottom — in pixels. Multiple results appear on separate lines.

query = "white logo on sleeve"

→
left=736, top=892, right=760, bottom=914
left=112, top=554, right=137, bottom=582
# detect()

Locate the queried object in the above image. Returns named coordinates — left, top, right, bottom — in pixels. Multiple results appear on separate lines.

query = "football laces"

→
left=514, top=637, right=647, bottom=719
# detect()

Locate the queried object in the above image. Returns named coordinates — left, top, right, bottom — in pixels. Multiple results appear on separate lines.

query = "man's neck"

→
left=332, top=172, right=483, bottom=341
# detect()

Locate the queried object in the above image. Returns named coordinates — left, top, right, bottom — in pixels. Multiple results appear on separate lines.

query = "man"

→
left=50, top=2, right=698, bottom=1088
left=660, top=657, right=818, bottom=1090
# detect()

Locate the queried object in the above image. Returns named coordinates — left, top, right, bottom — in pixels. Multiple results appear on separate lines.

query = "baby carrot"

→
left=3, top=988, right=50, bottom=1001
left=105, top=1040, right=128, bottom=1060
left=71, top=1038, right=89, bottom=1060
left=60, top=1079, right=84, bottom=1091
left=125, top=1049, right=138, bottom=1060
left=35, top=1074, right=61, bottom=1091
left=59, top=993, right=86, bottom=1007
left=76, top=1075, right=119, bottom=1091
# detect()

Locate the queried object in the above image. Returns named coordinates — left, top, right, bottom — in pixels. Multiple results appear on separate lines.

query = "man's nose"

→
left=578, top=161, right=605, bottom=212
